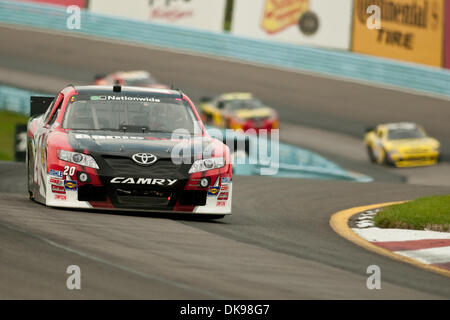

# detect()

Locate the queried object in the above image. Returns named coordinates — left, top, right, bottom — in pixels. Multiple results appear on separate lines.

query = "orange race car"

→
left=199, top=92, right=279, bottom=133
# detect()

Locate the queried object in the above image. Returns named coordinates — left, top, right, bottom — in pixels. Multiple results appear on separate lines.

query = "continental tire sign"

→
left=352, top=0, right=445, bottom=67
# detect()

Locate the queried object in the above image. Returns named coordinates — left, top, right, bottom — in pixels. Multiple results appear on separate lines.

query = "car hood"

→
left=385, top=137, right=440, bottom=150
left=67, top=130, right=217, bottom=159
left=233, top=107, right=275, bottom=119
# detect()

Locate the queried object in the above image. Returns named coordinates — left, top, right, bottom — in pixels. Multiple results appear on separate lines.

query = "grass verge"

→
left=0, top=110, right=29, bottom=161
left=374, top=195, right=450, bottom=232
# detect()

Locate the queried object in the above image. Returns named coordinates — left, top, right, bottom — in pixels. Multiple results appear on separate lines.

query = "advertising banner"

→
left=352, top=0, right=445, bottom=67
left=445, top=0, right=450, bottom=68
left=231, top=0, right=353, bottom=50
left=89, top=0, right=226, bottom=32
left=17, top=0, right=86, bottom=7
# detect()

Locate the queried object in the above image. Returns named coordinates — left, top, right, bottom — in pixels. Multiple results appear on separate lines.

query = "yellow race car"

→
left=199, top=92, right=279, bottom=133
left=364, top=123, right=440, bottom=167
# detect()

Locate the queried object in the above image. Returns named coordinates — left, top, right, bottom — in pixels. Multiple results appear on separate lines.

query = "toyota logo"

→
left=132, top=153, right=157, bottom=166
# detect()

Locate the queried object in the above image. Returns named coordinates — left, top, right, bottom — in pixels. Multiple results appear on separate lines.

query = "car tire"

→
left=382, top=148, right=395, bottom=167
left=26, top=146, right=33, bottom=200
left=367, top=146, right=376, bottom=163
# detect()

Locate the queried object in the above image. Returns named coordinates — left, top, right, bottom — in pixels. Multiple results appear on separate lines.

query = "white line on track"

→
left=396, top=247, right=450, bottom=265
left=353, top=228, right=450, bottom=242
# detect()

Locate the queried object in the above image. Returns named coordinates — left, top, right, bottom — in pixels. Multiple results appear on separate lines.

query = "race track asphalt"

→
left=0, top=25, right=449, bottom=299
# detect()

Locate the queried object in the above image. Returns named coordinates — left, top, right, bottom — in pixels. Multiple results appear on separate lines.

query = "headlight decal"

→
left=189, top=157, right=225, bottom=174
left=58, top=150, right=99, bottom=169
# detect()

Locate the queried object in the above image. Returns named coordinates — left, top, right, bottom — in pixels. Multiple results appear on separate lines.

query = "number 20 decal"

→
left=64, top=166, right=76, bottom=177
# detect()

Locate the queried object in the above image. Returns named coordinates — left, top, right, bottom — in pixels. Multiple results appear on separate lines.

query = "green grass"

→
left=0, top=110, right=29, bottom=161
left=374, top=195, right=450, bottom=232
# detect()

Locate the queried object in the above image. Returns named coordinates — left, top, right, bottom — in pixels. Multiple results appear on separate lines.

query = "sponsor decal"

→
left=90, top=95, right=161, bottom=102
left=89, top=0, right=225, bottom=32
left=232, top=0, right=353, bottom=50
left=54, top=194, right=67, bottom=201
left=216, top=201, right=226, bottom=207
left=218, top=192, right=229, bottom=201
left=208, top=186, right=220, bottom=196
left=445, top=0, right=450, bottom=69
left=110, top=177, right=178, bottom=186
left=52, top=184, right=66, bottom=194
left=298, top=10, right=319, bottom=36
left=26, top=1, right=86, bottom=8
left=75, top=134, right=145, bottom=140
left=64, top=180, right=78, bottom=191
left=221, top=177, right=231, bottom=184
left=261, top=0, right=309, bottom=34
left=49, top=178, right=64, bottom=186
left=49, top=169, right=63, bottom=178
left=220, top=185, right=229, bottom=192
left=352, top=0, right=445, bottom=67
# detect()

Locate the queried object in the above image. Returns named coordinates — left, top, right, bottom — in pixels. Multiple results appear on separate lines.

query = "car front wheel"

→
left=367, top=146, right=376, bottom=163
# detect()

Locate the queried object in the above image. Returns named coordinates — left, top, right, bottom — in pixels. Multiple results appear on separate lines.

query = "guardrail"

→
left=0, top=85, right=42, bottom=115
left=210, top=128, right=372, bottom=182
left=0, top=0, right=449, bottom=98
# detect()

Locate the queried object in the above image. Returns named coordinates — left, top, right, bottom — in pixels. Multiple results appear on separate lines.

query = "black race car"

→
left=27, top=85, right=232, bottom=217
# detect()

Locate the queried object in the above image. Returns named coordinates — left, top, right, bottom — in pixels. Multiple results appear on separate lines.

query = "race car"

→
left=199, top=92, right=279, bottom=133
left=364, top=122, right=440, bottom=167
left=94, top=70, right=169, bottom=89
left=27, top=85, right=232, bottom=218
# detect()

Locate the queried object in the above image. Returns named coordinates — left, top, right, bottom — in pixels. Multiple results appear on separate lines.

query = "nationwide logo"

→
left=90, top=96, right=161, bottom=102
left=110, top=177, right=178, bottom=186
left=261, top=0, right=309, bottom=34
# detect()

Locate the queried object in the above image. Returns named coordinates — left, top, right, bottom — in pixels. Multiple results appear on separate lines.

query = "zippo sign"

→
left=89, top=0, right=226, bottom=32
left=231, top=0, right=353, bottom=50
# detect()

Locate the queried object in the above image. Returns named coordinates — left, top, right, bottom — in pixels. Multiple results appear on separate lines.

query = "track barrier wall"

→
left=0, top=0, right=449, bottom=97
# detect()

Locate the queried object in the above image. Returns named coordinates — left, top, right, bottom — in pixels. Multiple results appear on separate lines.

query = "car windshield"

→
left=223, top=99, right=263, bottom=111
left=62, top=96, right=202, bottom=134
left=388, top=128, right=425, bottom=140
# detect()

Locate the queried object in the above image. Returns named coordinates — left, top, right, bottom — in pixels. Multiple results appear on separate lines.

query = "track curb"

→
left=330, top=202, right=450, bottom=278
